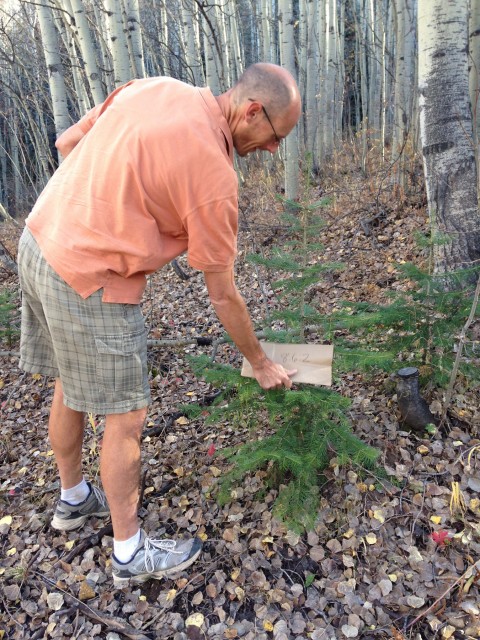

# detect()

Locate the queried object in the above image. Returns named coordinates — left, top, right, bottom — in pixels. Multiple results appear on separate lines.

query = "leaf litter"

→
left=1, top=160, right=480, bottom=639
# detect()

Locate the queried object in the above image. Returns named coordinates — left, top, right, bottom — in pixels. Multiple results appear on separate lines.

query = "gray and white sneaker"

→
left=51, top=483, right=110, bottom=531
left=111, top=530, right=202, bottom=587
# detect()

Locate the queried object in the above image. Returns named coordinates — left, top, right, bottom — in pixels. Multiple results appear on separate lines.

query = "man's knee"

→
left=105, top=408, right=147, bottom=439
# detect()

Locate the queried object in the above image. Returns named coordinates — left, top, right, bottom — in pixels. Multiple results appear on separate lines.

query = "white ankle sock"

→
left=114, top=530, right=142, bottom=563
left=61, top=479, right=90, bottom=505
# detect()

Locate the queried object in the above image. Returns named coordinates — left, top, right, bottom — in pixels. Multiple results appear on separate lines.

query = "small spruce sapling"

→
left=186, top=196, right=381, bottom=532
left=0, top=289, right=19, bottom=347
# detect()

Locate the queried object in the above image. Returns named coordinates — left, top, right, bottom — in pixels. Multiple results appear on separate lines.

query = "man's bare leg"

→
left=100, top=408, right=147, bottom=541
left=48, top=379, right=85, bottom=489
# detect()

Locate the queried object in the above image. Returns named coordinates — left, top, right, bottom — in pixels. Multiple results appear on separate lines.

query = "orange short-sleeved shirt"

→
left=26, top=77, right=238, bottom=303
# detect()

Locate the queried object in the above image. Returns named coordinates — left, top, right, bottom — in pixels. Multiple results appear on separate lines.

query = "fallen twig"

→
left=61, top=522, right=113, bottom=564
left=405, top=558, right=480, bottom=629
left=37, top=574, right=152, bottom=640
left=441, top=274, right=480, bottom=424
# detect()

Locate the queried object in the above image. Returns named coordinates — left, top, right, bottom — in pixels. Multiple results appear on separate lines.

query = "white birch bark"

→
left=259, top=0, right=272, bottom=62
left=392, top=0, right=416, bottom=188
left=322, top=0, right=336, bottom=158
left=202, top=4, right=222, bottom=94
left=181, top=0, right=204, bottom=85
left=63, top=0, right=106, bottom=104
left=228, top=2, right=244, bottom=82
left=93, top=1, right=115, bottom=93
left=305, top=0, right=319, bottom=166
left=418, top=0, right=480, bottom=276
left=279, top=0, right=299, bottom=202
left=124, top=0, right=145, bottom=78
left=35, top=0, right=71, bottom=142
left=469, top=0, right=480, bottom=146
left=104, top=0, right=132, bottom=86
left=214, top=2, right=230, bottom=88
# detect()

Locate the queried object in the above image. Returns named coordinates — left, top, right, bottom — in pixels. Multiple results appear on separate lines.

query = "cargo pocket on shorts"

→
left=94, top=329, right=146, bottom=395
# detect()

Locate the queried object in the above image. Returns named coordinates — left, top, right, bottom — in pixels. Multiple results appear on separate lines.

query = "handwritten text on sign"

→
left=241, top=342, right=334, bottom=386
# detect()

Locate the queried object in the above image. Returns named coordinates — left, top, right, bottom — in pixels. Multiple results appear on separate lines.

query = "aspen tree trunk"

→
left=335, top=1, right=345, bottom=149
left=202, top=3, right=222, bottom=95
left=259, top=0, right=272, bottom=62
left=124, top=0, right=145, bottom=78
left=316, top=0, right=326, bottom=164
left=366, top=0, right=380, bottom=136
left=0, top=123, right=6, bottom=205
left=214, top=2, right=230, bottom=88
left=353, top=0, right=369, bottom=172
left=418, top=0, right=480, bottom=278
left=322, top=0, right=336, bottom=158
left=181, top=0, right=204, bottom=85
left=35, top=0, right=70, bottom=142
left=10, top=120, right=21, bottom=213
left=62, top=0, right=106, bottom=104
left=93, top=2, right=115, bottom=93
left=228, top=3, right=244, bottom=82
left=159, top=2, right=171, bottom=76
left=279, top=0, right=299, bottom=202
left=55, top=0, right=90, bottom=115
left=392, top=0, right=416, bottom=190
left=305, top=0, right=319, bottom=168
left=469, top=0, right=480, bottom=148
left=104, top=0, right=132, bottom=86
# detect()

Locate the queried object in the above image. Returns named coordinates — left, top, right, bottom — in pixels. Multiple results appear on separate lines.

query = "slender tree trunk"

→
left=181, top=0, right=204, bottom=85
left=104, top=0, right=132, bottom=86
left=392, top=0, right=416, bottom=190
left=124, top=0, right=145, bottom=78
left=418, top=0, right=480, bottom=278
left=305, top=0, right=319, bottom=168
left=469, top=0, right=480, bottom=150
left=63, top=0, right=106, bottom=104
left=35, top=0, right=70, bottom=142
left=279, top=0, right=299, bottom=202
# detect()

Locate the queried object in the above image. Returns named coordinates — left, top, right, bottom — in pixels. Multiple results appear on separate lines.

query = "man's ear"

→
left=245, top=100, right=262, bottom=124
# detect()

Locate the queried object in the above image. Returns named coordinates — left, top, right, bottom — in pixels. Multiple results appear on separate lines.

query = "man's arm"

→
left=204, top=269, right=296, bottom=390
left=55, top=123, right=87, bottom=159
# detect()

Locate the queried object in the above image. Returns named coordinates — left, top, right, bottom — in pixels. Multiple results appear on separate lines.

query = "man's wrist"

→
left=249, top=352, right=269, bottom=369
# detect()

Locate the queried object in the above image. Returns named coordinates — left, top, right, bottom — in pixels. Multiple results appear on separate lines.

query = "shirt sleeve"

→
left=184, top=197, right=238, bottom=272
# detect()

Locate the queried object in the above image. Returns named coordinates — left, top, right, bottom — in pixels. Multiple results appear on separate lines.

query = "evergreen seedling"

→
left=185, top=196, right=382, bottom=532
left=323, top=262, right=480, bottom=388
left=0, top=289, right=18, bottom=347
left=187, top=356, right=380, bottom=532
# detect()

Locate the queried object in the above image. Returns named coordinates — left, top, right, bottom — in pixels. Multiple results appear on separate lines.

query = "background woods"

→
left=1, top=0, right=480, bottom=275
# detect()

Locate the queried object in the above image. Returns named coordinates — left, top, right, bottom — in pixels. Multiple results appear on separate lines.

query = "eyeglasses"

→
left=249, top=98, right=281, bottom=144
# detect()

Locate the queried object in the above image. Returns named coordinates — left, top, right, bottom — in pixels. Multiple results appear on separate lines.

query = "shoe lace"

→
left=91, top=485, right=108, bottom=508
left=144, top=537, right=182, bottom=572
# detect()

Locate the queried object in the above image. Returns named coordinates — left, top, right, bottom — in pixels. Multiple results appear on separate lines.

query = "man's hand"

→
left=251, top=358, right=297, bottom=390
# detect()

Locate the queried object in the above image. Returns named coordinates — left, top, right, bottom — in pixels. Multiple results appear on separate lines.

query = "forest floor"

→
left=1, top=150, right=480, bottom=640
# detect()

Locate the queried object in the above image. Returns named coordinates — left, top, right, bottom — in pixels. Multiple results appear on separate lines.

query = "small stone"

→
left=378, top=579, right=393, bottom=596
left=78, top=581, right=96, bottom=601
left=441, top=626, right=456, bottom=639
left=341, top=624, right=359, bottom=638
left=407, top=546, right=423, bottom=563
left=460, top=601, right=480, bottom=616
left=3, top=584, right=20, bottom=601
left=467, top=477, right=480, bottom=492
left=47, top=592, right=64, bottom=611
left=406, top=595, right=425, bottom=609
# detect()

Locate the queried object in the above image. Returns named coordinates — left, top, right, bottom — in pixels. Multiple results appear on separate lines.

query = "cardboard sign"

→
left=241, top=342, right=334, bottom=386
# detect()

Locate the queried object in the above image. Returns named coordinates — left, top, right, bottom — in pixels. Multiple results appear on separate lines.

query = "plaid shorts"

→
left=18, top=227, right=150, bottom=414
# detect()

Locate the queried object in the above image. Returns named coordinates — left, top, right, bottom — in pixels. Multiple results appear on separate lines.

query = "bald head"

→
left=232, top=63, right=301, bottom=120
